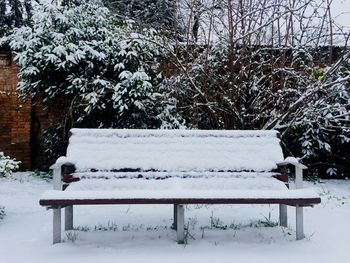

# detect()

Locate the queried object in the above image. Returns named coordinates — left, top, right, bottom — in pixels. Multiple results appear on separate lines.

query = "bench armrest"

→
left=278, top=157, right=307, bottom=189
left=50, top=157, right=75, bottom=190
left=49, top=156, right=74, bottom=169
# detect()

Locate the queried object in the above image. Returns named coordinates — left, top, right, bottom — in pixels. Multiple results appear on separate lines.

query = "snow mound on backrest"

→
left=66, top=129, right=284, bottom=173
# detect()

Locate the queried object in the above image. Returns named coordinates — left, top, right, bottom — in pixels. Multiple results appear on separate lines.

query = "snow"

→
left=51, top=156, right=73, bottom=169
left=281, top=157, right=299, bottom=165
left=65, top=129, right=284, bottom=172
left=41, top=188, right=319, bottom=201
left=278, top=157, right=307, bottom=169
left=0, top=173, right=349, bottom=263
left=41, top=176, right=321, bottom=200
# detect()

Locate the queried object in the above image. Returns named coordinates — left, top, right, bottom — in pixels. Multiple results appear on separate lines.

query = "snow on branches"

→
left=160, top=0, right=350, bottom=177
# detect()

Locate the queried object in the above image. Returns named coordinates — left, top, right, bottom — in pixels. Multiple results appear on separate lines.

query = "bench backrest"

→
left=66, top=129, right=284, bottom=173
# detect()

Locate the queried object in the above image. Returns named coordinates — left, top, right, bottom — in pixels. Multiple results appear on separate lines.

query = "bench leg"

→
left=279, top=204, right=288, bottom=227
left=173, top=204, right=177, bottom=230
left=296, top=205, right=305, bottom=240
left=65, top=206, right=74, bottom=231
left=53, top=208, right=61, bottom=244
left=176, top=205, right=185, bottom=244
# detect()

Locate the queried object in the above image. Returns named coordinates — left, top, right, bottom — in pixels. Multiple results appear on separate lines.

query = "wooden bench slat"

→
left=40, top=197, right=321, bottom=206
left=40, top=188, right=321, bottom=206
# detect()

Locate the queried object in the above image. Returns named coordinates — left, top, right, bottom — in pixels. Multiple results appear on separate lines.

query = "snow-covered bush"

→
left=9, top=1, right=183, bottom=162
left=0, top=152, right=20, bottom=177
left=10, top=1, right=181, bottom=128
left=282, top=62, right=350, bottom=178
left=0, top=0, right=35, bottom=49
left=163, top=40, right=350, bottom=178
left=164, top=43, right=313, bottom=129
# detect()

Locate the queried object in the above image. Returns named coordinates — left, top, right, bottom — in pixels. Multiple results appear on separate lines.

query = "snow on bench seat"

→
left=65, top=129, right=284, bottom=172
left=66, top=176, right=287, bottom=191
left=40, top=188, right=320, bottom=205
left=40, top=177, right=321, bottom=206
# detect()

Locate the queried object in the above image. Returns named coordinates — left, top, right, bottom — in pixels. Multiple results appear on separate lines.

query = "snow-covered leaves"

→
left=0, top=152, right=20, bottom=177
left=0, top=0, right=36, bottom=49
left=7, top=1, right=184, bottom=164
left=9, top=1, right=182, bottom=129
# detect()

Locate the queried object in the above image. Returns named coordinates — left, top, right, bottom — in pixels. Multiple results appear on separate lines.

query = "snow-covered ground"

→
left=0, top=173, right=349, bottom=263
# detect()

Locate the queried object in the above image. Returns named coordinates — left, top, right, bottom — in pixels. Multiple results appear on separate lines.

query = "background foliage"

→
left=4, top=0, right=350, bottom=178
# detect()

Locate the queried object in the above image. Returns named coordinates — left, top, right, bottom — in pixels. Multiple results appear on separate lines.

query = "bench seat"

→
left=41, top=189, right=320, bottom=206
left=41, top=176, right=320, bottom=206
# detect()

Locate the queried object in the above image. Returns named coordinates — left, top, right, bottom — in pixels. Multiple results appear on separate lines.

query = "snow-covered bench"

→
left=39, top=129, right=321, bottom=244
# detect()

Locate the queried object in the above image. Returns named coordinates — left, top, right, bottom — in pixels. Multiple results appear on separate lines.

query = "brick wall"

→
left=0, top=52, right=32, bottom=169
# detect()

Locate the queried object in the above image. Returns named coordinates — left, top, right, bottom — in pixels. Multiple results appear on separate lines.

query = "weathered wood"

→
left=273, top=174, right=289, bottom=183
left=40, top=197, right=321, bottom=207
left=62, top=164, right=79, bottom=183
left=62, top=175, right=80, bottom=183
left=176, top=205, right=185, bottom=244
left=173, top=204, right=178, bottom=230
left=62, top=164, right=76, bottom=176
left=53, top=208, right=61, bottom=244
left=276, top=164, right=289, bottom=183
left=65, top=206, right=73, bottom=231
left=296, top=205, right=305, bottom=240
left=279, top=204, right=288, bottom=227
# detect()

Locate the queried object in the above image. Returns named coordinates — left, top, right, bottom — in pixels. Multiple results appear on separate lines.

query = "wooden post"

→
left=277, top=164, right=288, bottom=228
left=173, top=204, right=177, bottom=230
left=295, top=165, right=303, bottom=189
left=65, top=206, right=73, bottom=231
left=296, top=205, right=305, bottom=240
left=277, top=159, right=307, bottom=240
left=295, top=164, right=305, bottom=240
left=176, top=205, right=185, bottom=244
left=53, top=208, right=61, bottom=244
left=53, top=166, right=62, bottom=191
left=279, top=204, right=288, bottom=227
left=52, top=164, right=62, bottom=243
